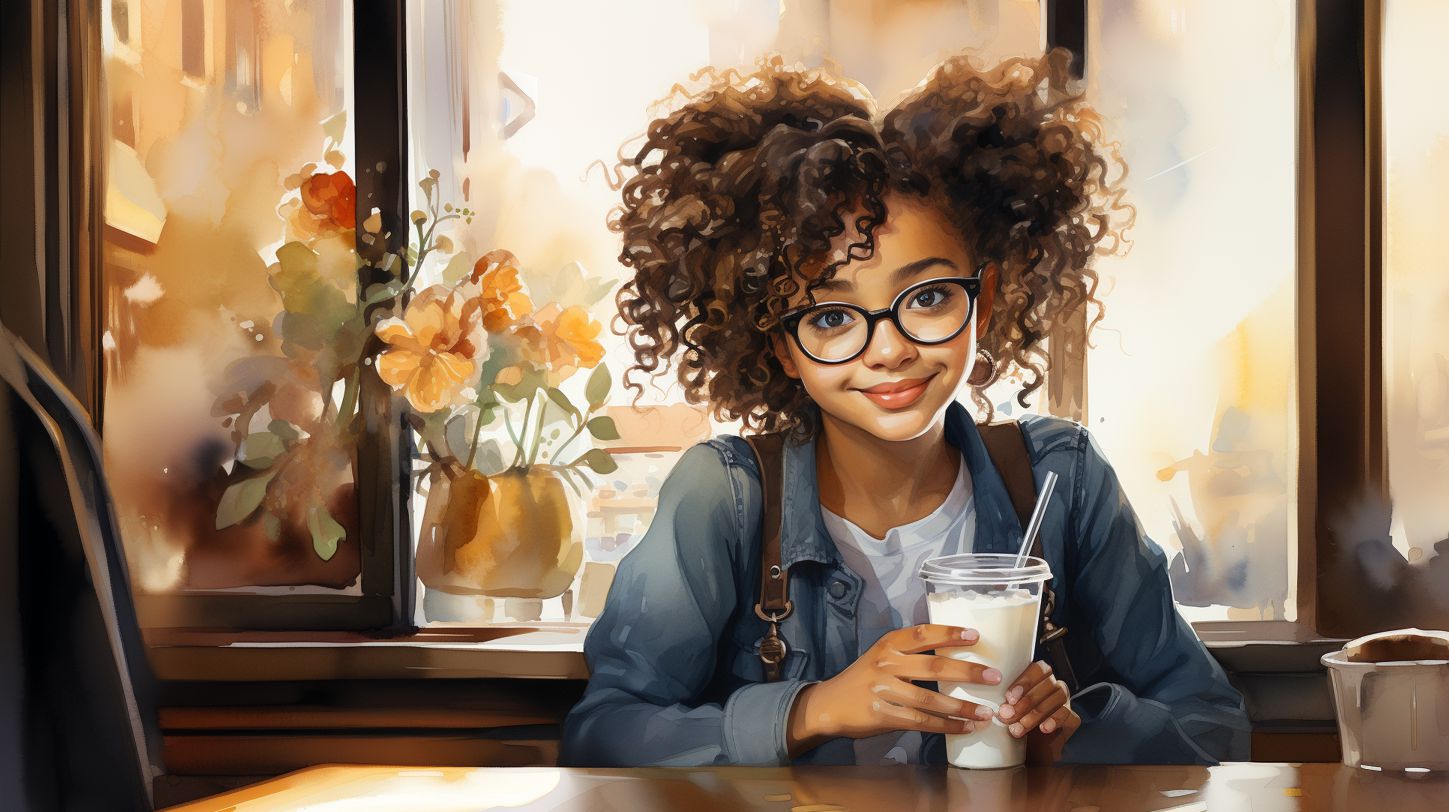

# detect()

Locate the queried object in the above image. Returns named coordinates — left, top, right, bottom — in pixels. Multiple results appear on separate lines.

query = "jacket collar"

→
left=780, top=401, right=1027, bottom=570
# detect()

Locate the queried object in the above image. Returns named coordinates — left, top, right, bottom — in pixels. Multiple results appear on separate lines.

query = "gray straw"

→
left=1013, top=471, right=1058, bottom=568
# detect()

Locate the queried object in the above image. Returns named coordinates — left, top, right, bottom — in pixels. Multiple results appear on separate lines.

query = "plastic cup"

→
left=919, top=553, right=1052, bottom=769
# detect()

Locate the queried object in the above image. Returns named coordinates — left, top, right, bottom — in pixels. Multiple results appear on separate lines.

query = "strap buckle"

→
left=753, top=601, right=794, bottom=623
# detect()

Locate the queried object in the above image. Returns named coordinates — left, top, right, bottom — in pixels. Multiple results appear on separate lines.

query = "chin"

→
left=840, top=397, right=949, bottom=443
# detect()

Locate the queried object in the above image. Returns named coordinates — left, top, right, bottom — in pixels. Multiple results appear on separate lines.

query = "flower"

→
left=471, top=250, right=534, bottom=332
left=540, top=304, right=605, bottom=369
left=374, top=286, right=487, bottom=412
left=299, top=171, right=356, bottom=231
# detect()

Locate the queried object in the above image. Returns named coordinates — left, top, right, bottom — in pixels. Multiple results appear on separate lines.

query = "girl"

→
left=561, top=50, right=1249, bottom=766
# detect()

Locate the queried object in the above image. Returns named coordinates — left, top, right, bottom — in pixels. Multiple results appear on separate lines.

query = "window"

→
left=1381, top=0, right=1449, bottom=607
left=181, top=0, right=205, bottom=79
left=1082, top=0, right=1298, bottom=622
left=99, top=0, right=385, bottom=628
left=81, top=0, right=1442, bottom=644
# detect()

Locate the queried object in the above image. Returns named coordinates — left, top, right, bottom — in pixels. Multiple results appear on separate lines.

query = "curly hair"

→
left=610, top=48, right=1132, bottom=441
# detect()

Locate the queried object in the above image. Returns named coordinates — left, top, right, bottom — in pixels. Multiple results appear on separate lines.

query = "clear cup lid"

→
left=918, top=553, right=1052, bottom=585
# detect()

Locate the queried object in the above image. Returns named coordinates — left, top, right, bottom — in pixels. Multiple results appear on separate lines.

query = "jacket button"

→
left=828, top=580, right=848, bottom=599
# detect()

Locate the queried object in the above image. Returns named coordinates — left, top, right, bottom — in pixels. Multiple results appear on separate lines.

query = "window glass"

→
left=101, top=0, right=360, bottom=593
left=1384, top=1, right=1449, bottom=574
left=1084, top=0, right=1299, bottom=621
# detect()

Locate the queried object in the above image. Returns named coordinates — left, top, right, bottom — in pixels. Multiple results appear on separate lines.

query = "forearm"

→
left=1060, top=681, right=1249, bottom=764
left=785, top=682, right=832, bottom=758
left=565, top=678, right=815, bottom=767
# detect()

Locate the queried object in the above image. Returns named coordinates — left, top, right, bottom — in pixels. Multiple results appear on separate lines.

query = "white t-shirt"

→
left=820, top=455, right=976, bottom=765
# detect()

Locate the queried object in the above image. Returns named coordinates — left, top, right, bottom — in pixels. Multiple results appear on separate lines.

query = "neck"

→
left=814, top=407, right=960, bottom=524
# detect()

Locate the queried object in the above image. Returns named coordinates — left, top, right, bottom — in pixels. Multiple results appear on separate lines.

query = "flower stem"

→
left=336, top=370, right=360, bottom=437
left=465, top=400, right=489, bottom=469
left=510, top=395, right=534, bottom=469
left=524, top=392, right=548, bottom=469
left=548, top=407, right=592, bottom=466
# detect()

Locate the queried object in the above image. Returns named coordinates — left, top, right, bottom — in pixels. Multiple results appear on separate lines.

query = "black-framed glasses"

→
left=780, top=263, right=985, bottom=364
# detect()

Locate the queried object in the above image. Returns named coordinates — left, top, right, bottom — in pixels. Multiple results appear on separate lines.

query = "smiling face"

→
left=772, top=195, right=996, bottom=443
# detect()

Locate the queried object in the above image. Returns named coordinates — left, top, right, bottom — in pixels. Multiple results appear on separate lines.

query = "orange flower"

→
left=374, top=287, right=486, bottom=413
left=299, top=171, right=356, bottom=230
left=470, top=250, right=534, bottom=332
left=545, top=305, right=605, bottom=368
left=491, top=305, right=602, bottom=388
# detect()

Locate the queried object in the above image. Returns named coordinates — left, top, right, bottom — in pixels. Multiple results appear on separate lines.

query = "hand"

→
left=786, top=624, right=1003, bottom=756
left=996, top=660, right=1080, bottom=763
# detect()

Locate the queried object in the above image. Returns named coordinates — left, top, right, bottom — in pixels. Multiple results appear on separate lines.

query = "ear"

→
left=975, top=261, right=999, bottom=340
left=770, top=332, right=801, bottom=380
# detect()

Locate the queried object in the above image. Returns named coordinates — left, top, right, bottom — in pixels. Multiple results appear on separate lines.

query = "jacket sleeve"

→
left=1059, top=428, right=1252, bottom=764
left=559, top=443, right=813, bottom=766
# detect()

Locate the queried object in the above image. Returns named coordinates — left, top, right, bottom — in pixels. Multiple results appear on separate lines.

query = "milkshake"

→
left=919, top=553, right=1051, bottom=769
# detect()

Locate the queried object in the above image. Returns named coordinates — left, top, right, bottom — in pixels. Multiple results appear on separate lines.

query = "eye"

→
left=908, top=285, right=954, bottom=310
left=806, top=307, right=855, bottom=331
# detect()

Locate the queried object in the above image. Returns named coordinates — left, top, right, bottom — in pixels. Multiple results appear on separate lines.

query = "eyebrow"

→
left=812, top=257, right=959, bottom=294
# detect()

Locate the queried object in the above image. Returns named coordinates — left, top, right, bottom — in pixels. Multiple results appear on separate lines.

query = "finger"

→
left=1009, top=686, right=1068, bottom=739
left=887, top=624, right=980, bottom=654
left=1003, top=660, right=1053, bottom=705
left=878, top=701, right=979, bottom=736
left=1000, top=670, right=1062, bottom=723
left=877, top=680, right=995, bottom=723
left=888, top=654, right=1003, bottom=686
left=1039, top=704, right=1075, bottom=735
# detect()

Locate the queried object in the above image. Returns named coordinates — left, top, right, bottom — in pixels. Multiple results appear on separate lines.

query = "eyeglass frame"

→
left=778, top=261, right=987, bottom=365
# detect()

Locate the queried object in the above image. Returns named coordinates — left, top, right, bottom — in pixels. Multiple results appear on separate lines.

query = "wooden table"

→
left=163, top=762, right=1445, bottom=811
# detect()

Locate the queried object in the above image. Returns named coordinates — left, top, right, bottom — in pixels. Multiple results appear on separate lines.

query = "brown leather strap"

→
left=977, top=421, right=1079, bottom=693
left=744, top=432, right=791, bottom=681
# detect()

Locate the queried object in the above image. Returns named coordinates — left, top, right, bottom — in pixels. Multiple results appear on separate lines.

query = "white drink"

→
left=926, top=587, right=1042, bottom=769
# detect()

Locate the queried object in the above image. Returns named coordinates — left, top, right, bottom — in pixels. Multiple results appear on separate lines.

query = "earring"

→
left=967, top=348, right=998, bottom=388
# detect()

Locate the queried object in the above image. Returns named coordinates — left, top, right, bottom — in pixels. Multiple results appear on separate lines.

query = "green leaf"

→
left=306, top=506, right=346, bottom=561
left=585, top=364, right=611, bottom=409
left=493, top=369, right=544, bottom=403
left=586, top=416, right=620, bottom=441
left=270, top=241, right=358, bottom=354
left=440, top=251, right=474, bottom=286
left=546, top=387, right=580, bottom=422
left=574, top=448, right=618, bottom=475
left=215, top=472, right=276, bottom=529
left=269, top=420, right=302, bottom=443
left=238, top=432, right=287, bottom=468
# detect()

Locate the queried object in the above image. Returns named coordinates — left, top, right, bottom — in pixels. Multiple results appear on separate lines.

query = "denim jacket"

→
left=560, top=402, right=1250, bottom=766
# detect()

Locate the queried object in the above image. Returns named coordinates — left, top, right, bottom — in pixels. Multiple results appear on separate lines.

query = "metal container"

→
left=1321, top=629, right=1449, bottom=771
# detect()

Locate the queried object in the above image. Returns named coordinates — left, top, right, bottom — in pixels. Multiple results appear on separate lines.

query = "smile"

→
left=856, top=374, right=935, bottom=410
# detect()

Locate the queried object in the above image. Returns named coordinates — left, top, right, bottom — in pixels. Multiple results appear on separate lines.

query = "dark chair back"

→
left=0, top=326, right=162, bottom=810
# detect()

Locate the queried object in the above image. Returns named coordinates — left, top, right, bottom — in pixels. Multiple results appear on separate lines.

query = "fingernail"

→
left=1009, top=723, right=1024, bottom=738
left=959, top=628, right=979, bottom=641
left=998, top=705, right=1014, bottom=720
left=1041, top=719, right=1056, bottom=734
left=982, top=668, right=1002, bottom=684
left=1007, top=687, right=1023, bottom=703
left=975, top=706, right=994, bottom=721
left=960, top=721, right=977, bottom=734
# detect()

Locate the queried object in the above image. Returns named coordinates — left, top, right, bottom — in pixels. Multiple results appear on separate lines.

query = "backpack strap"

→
left=977, top=421, right=1079, bottom=693
left=743, top=432, right=791, bottom=682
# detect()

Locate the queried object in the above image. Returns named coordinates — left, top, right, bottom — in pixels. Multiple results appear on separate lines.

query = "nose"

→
left=861, top=318, right=918, bottom=370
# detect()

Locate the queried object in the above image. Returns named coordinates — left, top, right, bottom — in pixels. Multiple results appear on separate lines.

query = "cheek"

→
left=792, top=360, right=855, bottom=397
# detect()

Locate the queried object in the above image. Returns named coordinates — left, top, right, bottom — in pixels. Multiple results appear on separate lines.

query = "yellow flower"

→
left=471, top=249, right=534, bottom=332
left=544, top=305, right=605, bottom=369
left=375, top=286, right=487, bottom=413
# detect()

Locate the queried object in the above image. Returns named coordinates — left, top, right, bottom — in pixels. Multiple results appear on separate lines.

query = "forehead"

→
left=802, top=196, right=973, bottom=297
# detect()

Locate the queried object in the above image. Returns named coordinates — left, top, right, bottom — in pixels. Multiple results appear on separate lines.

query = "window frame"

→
left=18, top=0, right=1396, bottom=645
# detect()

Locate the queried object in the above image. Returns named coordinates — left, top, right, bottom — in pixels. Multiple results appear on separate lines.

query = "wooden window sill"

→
left=147, top=620, right=1345, bottom=683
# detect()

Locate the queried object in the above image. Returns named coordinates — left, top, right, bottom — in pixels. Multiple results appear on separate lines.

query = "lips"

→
left=860, top=376, right=934, bottom=394
left=856, top=374, right=935, bottom=409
